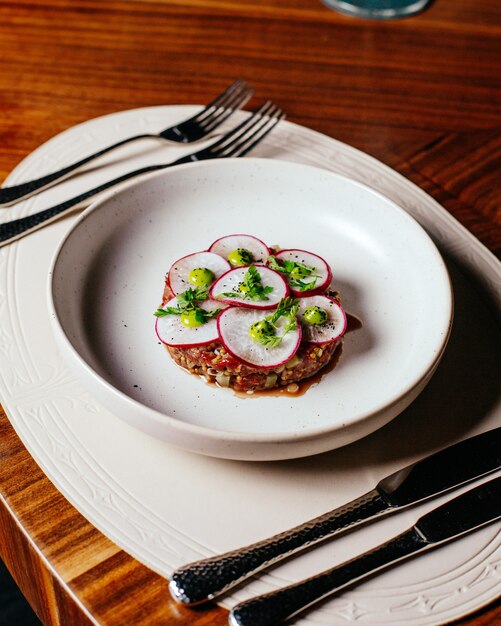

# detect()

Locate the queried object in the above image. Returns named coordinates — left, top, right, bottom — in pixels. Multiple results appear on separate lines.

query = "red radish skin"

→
left=297, top=295, right=347, bottom=344
left=210, top=265, right=289, bottom=309
left=209, top=234, right=270, bottom=264
left=155, top=297, right=227, bottom=347
left=217, top=307, right=302, bottom=368
left=167, top=251, right=230, bottom=295
left=156, top=236, right=349, bottom=391
left=274, top=249, right=332, bottom=297
left=155, top=317, right=222, bottom=348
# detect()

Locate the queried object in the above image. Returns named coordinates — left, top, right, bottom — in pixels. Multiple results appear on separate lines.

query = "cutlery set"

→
left=0, top=80, right=283, bottom=246
left=170, top=428, right=501, bottom=625
left=1, top=81, right=499, bottom=624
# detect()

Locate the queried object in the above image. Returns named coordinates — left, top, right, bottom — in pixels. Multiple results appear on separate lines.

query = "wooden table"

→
left=0, top=1, right=499, bottom=624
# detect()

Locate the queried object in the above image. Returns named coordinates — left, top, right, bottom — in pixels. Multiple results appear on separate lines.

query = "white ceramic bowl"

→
left=48, top=158, right=453, bottom=460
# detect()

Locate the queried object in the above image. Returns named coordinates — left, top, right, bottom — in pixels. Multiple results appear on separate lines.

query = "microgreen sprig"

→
left=154, top=306, right=184, bottom=317
left=268, top=256, right=320, bottom=292
left=192, top=308, right=221, bottom=324
left=177, top=287, right=209, bottom=307
left=154, top=287, right=220, bottom=324
left=251, top=297, right=299, bottom=348
left=269, top=296, right=299, bottom=326
left=256, top=333, right=283, bottom=349
left=220, top=265, right=274, bottom=302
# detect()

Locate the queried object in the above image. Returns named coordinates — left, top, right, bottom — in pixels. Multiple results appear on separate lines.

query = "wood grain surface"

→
left=0, top=0, right=499, bottom=624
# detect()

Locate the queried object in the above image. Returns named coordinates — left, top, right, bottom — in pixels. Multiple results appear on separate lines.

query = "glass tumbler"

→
left=322, top=0, right=433, bottom=19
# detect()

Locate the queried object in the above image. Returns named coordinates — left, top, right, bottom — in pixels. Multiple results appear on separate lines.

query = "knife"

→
left=169, top=427, right=501, bottom=605
left=229, top=476, right=501, bottom=626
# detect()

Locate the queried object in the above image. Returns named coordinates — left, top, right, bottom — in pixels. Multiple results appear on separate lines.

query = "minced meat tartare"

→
left=155, top=234, right=347, bottom=393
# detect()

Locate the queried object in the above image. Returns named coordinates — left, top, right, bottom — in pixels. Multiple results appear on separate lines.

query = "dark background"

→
left=0, top=558, right=41, bottom=626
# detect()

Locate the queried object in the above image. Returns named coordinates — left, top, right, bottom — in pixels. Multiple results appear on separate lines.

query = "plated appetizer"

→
left=154, top=234, right=347, bottom=394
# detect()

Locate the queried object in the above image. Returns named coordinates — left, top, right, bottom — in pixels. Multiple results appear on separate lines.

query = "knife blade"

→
left=229, top=476, right=501, bottom=626
left=169, top=427, right=500, bottom=605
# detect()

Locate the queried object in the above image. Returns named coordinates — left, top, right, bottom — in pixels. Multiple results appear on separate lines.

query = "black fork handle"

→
left=0, top=156, right=194, bottom=247
left=0, top=80, right=252, bottom=208
left=0, top=133, right=157, bottom=207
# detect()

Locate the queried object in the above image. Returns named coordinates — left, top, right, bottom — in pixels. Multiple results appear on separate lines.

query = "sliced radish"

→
left=217, top=307, right=301, bottom=368
left=210, top=265, right=288, bottom=309
left=297, top=295, right=347, bottom=344
left=273, top=249, right=332, bottom=296
left=155, top=297, right=227, bottom=347
left=168, top=251, right=230, bottom=295
left=209, top=234, right=270, bottom=265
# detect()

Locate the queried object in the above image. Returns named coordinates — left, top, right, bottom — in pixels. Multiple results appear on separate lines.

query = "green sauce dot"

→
left=249, top=320, right=275, bottom=342
left=180, top=309, right=203, bottom=328
left=188, top=267, right=214, bottom=287
left=303, top=306, right=327, bottom=325
left=228, top=248, right=254, bottom=267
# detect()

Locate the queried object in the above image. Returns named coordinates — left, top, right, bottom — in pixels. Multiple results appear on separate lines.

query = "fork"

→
left=0, top=102, right=285, bottom=247
left=0, top=79, right=253, bottom=208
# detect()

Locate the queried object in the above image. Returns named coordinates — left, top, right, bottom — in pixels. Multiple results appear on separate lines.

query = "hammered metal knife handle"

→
left=169, top=488, right=390, bottom=605
left=229, top=528, right=426, bottom=626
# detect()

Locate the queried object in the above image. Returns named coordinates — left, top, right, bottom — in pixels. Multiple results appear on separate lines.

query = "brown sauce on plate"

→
left=170, top=314, right=362, bottom=398
left=345, top=312, right=363, bottom=333
left=236, top=313, right=363, bottom=398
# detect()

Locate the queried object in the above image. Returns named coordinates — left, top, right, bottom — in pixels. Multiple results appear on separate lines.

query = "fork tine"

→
left=206, top=101, right=276, bottom=152
left=227, top=109, right=285, bottom=158
left=223, top=109, right=284, bottom=158
left=192, top=79, right=248, bottom=122
left=218, top=102, right=277, bottom=151
left=0, top=101, right=287, bottom=246
left=200, top=86, right=254, bottom=131
left=210, top=102, right=284, bottom=158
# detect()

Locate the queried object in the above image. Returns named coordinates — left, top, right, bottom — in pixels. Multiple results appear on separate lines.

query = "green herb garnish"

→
left=154, top=306, right=184, bottom=317
left=154, top=287, right=220, bottom=325
left=220, top=265, right=274, bottom=302
left=192, top=308, right=220, bottom=324
left=249, top=297, right=299, bottom=348
left=268, top=296, right=299, bottom=326
left=268, top=256, right=320, bottom=292
left=176, top=287, right=209, bottom=308
left=253, top=332, right=283, bottom=349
